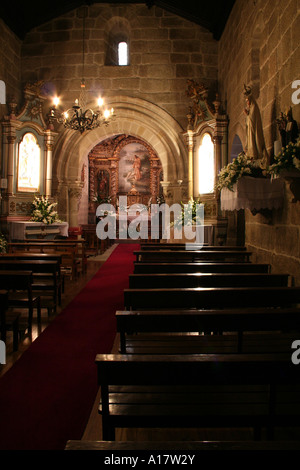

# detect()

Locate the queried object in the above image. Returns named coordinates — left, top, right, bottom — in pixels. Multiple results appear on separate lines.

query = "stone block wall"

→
left=0, top=19, right=22, bottom=178
left=245, top=181, right=300, bottom=285
left=218, top=0, right=299, bottom=157
left=20, top=3, right=219, bottom=130
left=0, top=19, right=22, bottom=111
left=219, top=0, right=300, bottom=284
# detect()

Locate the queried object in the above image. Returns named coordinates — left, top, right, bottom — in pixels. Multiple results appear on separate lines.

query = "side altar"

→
left=9, top=221, right=69, bottom=241
left=220, top=176, right=285, bottom=212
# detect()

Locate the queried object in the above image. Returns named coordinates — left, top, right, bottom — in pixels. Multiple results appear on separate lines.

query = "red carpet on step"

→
left=0, top=243, right=138, bottom=450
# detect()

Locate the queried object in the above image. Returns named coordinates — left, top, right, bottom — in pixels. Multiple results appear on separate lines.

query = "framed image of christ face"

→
left=118, top=142, right=151, bottom=193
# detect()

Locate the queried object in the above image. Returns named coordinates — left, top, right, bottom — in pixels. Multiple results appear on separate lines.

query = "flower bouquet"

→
left=0, top=233, right=7, bottom=253
left=268, top=139, right=300, bottom=177
left=172, top=198, right=203, bottom=229
left=92, top=194, right=112, bottom=205
left=215, top=152, right=265, bottom=191
left=30, top=195, right=60, bottom=225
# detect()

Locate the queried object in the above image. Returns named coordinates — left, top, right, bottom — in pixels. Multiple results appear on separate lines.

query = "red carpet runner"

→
left=0, top=243, right=139, bottom=450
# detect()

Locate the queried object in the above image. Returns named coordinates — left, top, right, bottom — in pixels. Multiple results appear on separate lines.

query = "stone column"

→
left=68, top=182, right=84, bottom=227
left=213, top=135, right=223, bottom=189
left=55, top=180, right=69, bottom=223
left=44, top=130, right=57, bottom=197
left=6, top=135, right=16, bottom=196
left=186, top=129, right=194, bottom=200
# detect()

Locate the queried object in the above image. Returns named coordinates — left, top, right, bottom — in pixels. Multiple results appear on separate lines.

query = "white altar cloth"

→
left=221, top=176, right=285, bottom=211
left=9, top=221, right=69, bottom=240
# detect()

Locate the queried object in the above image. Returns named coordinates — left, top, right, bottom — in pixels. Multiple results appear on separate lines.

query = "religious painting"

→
left=118, top=142, right=151, bottom=193
left=96, top=169, right=110, bottom=199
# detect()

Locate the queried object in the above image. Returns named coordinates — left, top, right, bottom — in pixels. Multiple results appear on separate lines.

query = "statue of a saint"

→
left=243, top=85, right=268, bottom=167
left=277, top=107, right=299, bottom=148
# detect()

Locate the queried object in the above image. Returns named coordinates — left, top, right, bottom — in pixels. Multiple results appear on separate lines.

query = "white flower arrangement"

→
left=268, top=138, right=300, bottom=176
left=215, top=152, right=264, bottom=191
left=0, top=233, right=7, bottom=253
left=30, top=195, right=60, bottom=225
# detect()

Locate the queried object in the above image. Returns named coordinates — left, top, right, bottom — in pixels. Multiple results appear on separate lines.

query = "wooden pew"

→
left=0, top=259, right=62, bottom=314
left=140, top=242, right=247, bottom=251
left=8, top=242, right=79, bottom=280
left=116, top=307, right=300, bottom=354
left=0, top=253, right=65, bottom=292
left=95, top=352, right=299, bottom=440
left=134, top=262, right=270, bottom=274
left=124, top=286, right=300, bottom=309
left=65, top=439, right=300, bottom=451
left=0, top=291, right=20, bottom=352
left=128, top=273, right=290, bottom=288
left=0, top=271, right=41, bottom=336
left=134, top=250, right=252, bottom=263
left=21, top=238, right=87, bottom=273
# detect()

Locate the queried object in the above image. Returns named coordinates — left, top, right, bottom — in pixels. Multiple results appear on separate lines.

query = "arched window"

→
left=118, top=41, right=128, bottom=65
left=105, top=17, right=130, bottom=66
left=198, top=133, right=214, bottom=194
left=17, top=132, right=41, bottom=192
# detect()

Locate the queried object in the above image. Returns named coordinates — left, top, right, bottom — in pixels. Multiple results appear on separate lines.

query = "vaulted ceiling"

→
left=0, top=0, right=235, bottom=41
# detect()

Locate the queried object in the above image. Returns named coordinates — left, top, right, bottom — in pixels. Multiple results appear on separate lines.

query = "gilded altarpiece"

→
left=0, top=81, right=57, bottom=229
left=88, top=135, right=162, bottom=223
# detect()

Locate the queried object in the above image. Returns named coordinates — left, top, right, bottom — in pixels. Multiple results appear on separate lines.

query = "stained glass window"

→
left=17, top=132, right=40, bottom=192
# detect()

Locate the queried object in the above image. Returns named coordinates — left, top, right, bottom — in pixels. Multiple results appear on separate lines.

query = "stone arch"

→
left=228, top=121, right=246, bottom=162
left=52, top=95, right=188, bottom=224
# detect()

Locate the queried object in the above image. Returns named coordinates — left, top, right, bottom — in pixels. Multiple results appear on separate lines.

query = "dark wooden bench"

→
left=65, top=439, right=300, bottom=451
left=8, top=242, right=79, bottom=280
left=116, top=307, right=300, bottom=354
left=128, top=273, right=290, bottom=288
left=134, top=262, right=270, bottom=274
left=124, top=286, right=300, bottom=310
left=140, top=242, right=247, bottom=251
left=0, top=259, right=62, bottom=314
left=0, top=253, right=66, bottom=290
left=0, top=291, right=20, bottom=352
left=95, top=352, right=300, bottom=440
left=0, top=271, right=41, bottom=336
left=21, top=238, right=87, bottom=273
left=134, top=250, right=252, bottom=263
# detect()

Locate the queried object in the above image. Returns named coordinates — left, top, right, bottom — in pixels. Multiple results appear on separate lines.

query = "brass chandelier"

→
left=50, top=7, right=114, bottom=133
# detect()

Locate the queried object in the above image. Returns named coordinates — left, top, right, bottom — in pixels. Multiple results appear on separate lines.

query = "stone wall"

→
left=219, top=0, right=299, bottom=158
left=219, top=0, right=300, bottom=283
left=0, top=19, right=22, bottom=111
left=21, top=3, right=219, bottom=130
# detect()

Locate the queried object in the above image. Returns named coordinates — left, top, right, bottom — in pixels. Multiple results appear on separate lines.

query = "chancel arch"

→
left=52, top=95, right=188, bottom=226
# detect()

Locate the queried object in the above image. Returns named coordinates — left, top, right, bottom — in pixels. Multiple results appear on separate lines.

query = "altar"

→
left=9, top=221, right=69, bottom=241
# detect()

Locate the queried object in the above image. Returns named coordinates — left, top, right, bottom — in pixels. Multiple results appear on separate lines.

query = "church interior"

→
left=0, top=0, right=300, bottom=453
